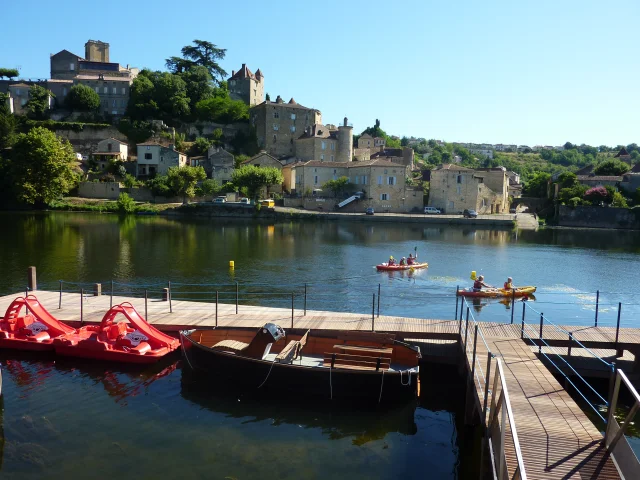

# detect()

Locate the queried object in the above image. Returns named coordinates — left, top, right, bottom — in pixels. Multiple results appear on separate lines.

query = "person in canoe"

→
left=399, top=257, right=407, bottom=266
left=407, top=253, right=415, bottom=265
left=473, top=275, right=492, bottom=291
left=388, top=256, right=396, bottom=266
left=504, top=277, right=514, bottom=290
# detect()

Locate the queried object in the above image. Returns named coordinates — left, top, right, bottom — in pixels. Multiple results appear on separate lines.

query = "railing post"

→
left=463, top=307, right=470, bottom=349
left=372, top=293, right=375, bottom=331
left=93, top=283, right=101, bottom=297
left=455, top=287, right=459, bottom=320
left=482, top=353, right=493, bottom=425
left=568, top=332, right=573, bottom=356
left=168, top=281, right=172, bottom=313
left=615, top=302, right=622, bottom=355
left=458, top=298, right=464, bottom=337
left=539, top=312, right=544, bottom=355
left=595, top=289, right=600, bottom=326
left=144, top=289, right=148, bottom=321
left=27, top=266, right=37, bottom=292
left=215, top=291, right=219, bottom=327
left=59, top=280, right=62, bottom=309
left=607, top=362, right=618, bottom=430
left=499, top=395, right=507, bottom=480
left=110, top=280, right=114, bottom=307
left=377, top=283, right=381, bottom=318
left=521, top=302, right=526, bottom=339
left=510, top=288, right=515, bottom=324
left=80, top=288, right=84, bottom=326
left=291, top=292, right=294, bottom=328
left=304, top=283, right=307, bottom=316
left=470, top=325, right=478, bottom=380
left=236, top=282, right=239, bottom=314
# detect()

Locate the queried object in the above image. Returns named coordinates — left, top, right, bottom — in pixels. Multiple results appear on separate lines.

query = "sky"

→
left=2, top=0, right=639, bottom=146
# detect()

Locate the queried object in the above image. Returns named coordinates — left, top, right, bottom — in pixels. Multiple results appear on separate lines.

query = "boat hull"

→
left=457, top=286, right=537, bottom=298
left=180, top=333, right=418, bottom=403
left=376, top=263, right=428, bottom=272
left=54, top=345, right=170, bottom=364
left=0, top=338, right=55, bottom=352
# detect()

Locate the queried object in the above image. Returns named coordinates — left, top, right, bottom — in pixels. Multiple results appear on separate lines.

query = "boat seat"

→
left=275, top=329, right=310, bottom=364
left=106, top=322, right=129, bottom=341
left=129, top=341, right=151, bottom=355
left=211, top=339, right=249, bottom=353
left=323, top=352, right=391, bottom=371
left=26, top=331, right=51, bottom=343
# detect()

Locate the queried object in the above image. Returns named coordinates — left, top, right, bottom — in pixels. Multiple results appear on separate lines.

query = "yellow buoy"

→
left=470, top=271, right=477, bottom=280
left=229, top=260, right=235, bottom=268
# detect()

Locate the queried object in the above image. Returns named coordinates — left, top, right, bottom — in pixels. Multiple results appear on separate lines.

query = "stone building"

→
left=92, top=138, right=128, bottom=171
left=205, top=147, right=235, bottom=183
left=370, top=147, right=414, bottom=171
left=294, top=118, right=353, bottom=163
left=242, top=151, right=283, bottom=170
left=6, top=83, right=33, bottom=115
left=228, top=64, right=264, bottom=106
left=428, top=164, right=509, bottom=214
left=250, top=95, right=322, bottom=158
left=357, top=133, right=386, bottom=150
left=135, top=142, right=187, bottom=178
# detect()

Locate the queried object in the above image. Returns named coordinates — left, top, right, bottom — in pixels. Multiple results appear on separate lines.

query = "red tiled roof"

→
left=229, top=64, right=255, bottom=81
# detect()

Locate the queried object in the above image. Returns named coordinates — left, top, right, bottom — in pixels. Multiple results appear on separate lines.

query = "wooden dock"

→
left=3, top=289, right=639, bottom=479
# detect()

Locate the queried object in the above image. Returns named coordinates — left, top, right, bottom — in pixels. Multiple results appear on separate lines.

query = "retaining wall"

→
left=558, top=205, right=640, bottom=230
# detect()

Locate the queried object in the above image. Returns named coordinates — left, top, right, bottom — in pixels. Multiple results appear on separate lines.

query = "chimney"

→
left=232, top=70, right=235, bottom=76
left=343, top=117, right=348, bottom=127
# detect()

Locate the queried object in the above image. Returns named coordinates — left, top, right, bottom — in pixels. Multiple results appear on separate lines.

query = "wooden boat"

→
left=0, top=295, right=76, bottom=351
left=457, top=286, right=537, bottom=298
left=376, top=262, right=428, bottom=271
left=180, top=324, right=421, bottom=403
left=53, top=302, right=179, bottom=364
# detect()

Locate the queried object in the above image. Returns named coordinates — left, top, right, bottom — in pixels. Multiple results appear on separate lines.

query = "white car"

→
left=424, top=207, right=441, bottom=214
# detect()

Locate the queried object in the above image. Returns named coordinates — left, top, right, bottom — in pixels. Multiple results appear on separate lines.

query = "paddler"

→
left=407, top=253, right=415, bottom=265
left=399, top=257, right=407, bottom=266
left=504, top=277, right=514, bottom=290
left=388, top=256, right=395, bottom=266
left=473, top=275, right=491, bottom=291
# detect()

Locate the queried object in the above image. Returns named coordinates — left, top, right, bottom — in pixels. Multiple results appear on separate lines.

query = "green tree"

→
left=167, top=165, right=206, bottom=203
left=66, top=84, right=101, bottom=111
left=523, top=172, right=551, bottom=197
left=563, top=142, right=574, bottom=150
left=117, top=192, right=136, bottom=213
left=611, top=190, right=628, bottom=208
left=180, top=66, right=214, bottom=113
left=0, top=68, right=19, bottom=80
left=195, top=95, right=249, bottom=123
left=195, top=178, right=221, bottom=197
left=594, top=159, right=629, bottom=176
left=557, top=184, right=587, bottom=204
left=166, top=40, right=227, bottom=83
left=557, top=171, right=578, bottom=189
left=323, top=176, right=353, bottom=197
left=234, top=154, right=250, bottom=169
left=8, top=127, right=78, bottom=204
left=25, top=85, right=53, bottom=119
left=146, top=175, right=173, bottom=196
left=127, top=73, right=159, bottom=119
left=188, top=137, right=211, bottom=156
left=231, top=165, right=283, bottom=201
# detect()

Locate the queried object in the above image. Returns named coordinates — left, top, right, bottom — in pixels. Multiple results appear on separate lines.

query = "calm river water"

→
left=1, top=212, right=639, bottom=478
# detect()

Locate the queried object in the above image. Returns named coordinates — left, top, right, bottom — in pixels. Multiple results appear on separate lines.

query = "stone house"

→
left=370, top=147, right=414, bottom=171
left=135, top=142, right=187, bottom=178
left=357, top=134, right=386, bottom=150
left=205, top=147, right=235, bottom=183
left=6, top=83, right=34, bottom=115
left=250, top=95, right=322, bottom=158
left=576, top=175, right=623, bottom=189
left=428, top=164, right=509, bottom=214
left=294, top=120, right=353, bottom=163
left=614, top=147, right=632, bottom=164
left=92, top=138, right=128, bottom=171
left=242, top=151, right=283, bottom=170
left=228, top=64, right=264, bottom=106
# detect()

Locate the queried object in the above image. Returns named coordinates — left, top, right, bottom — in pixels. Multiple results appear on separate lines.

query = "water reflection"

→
left=468, top=295, right=536, bottom=314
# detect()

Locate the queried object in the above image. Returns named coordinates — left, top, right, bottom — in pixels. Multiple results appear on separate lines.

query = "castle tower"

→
left=85, top=40, right=110, bottom=62
left=337, top=117, right=353, bottom=162
left=228, top=64, right=264, bottom=106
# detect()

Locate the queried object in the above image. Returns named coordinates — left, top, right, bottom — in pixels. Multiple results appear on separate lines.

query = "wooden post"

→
left=304, top=283, right=307, bottom=316
left=595, top=290, right=600, bottom=326
left=27, top=266, right=37, bottom=292
left=291, top=292, right=294, bottom=328
left=58, top=280, right=62, bottom=309
left=377, top=283, right=381, bottom=318
left=215, top=291, right=218, bottom=327
left=539, top=312, right=544, bottom=355
left=455, top=287, right=459, bottom=320
left=93, top=283, right=102, bottom=297
left=510, top=289, right=515, bottom=324
left=80, top=288, right=84, bottom=326
left=521, top=302, right=526, bottom=339
left=568, top=332, right=572, bottom=356
left=235, top=282, right=239, bottom=314
left=615, top=302, right=622, bottom=356
left=168, top=281, right=172, bottom=313
left=110, top=280, right=114, bottom=307
left=144, top=289, right=148, bottom=320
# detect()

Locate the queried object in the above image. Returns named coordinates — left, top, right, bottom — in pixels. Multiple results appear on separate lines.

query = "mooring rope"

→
left=257, top=358, right=277, bottom=389
left=378, top=370, right=385, bottom=403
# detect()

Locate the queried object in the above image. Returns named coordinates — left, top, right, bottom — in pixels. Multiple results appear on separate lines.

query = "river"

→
left=1, top=212, right=639, bottom=478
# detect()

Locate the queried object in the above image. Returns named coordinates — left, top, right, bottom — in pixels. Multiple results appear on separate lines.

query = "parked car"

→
left=261, top=199, right=275, bottom=208
left=424, top=206, right=441, bottom=214
left=365, top=207, right=375, bottom=215
left=509, top=208, right=516, bottom=213
left=214, top=197, right=226, bottom=204
left=239, top=198, right=250, bottom=204
left=463, top=209, right=478, bottom=218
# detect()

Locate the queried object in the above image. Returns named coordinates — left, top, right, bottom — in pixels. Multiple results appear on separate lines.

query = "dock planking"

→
left=1, top=290, right=636, bottom=479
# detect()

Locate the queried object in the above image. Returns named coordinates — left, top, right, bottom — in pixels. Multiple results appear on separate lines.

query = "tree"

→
left=180, top=66, right=214, bottom=112
left=322, top=176, right=353, bottom=197
left=196, top=179, right=221, bottom=197
left=25, top=85, right=53, bottom=119
left=195, top=95, right=249, bottom=123
left=8, top=127, right=78, bottom=204
left=563, top=142, right=574, bottom=150
left=167, top=166, right=206, bottom=203
left=557, top=172, right=578, bottom=189
left=265, top=93, right=271, bottom=101
left=234, top=154, right=249, bottom=169
left=0, top=68, right=19, bottom=79
left=611, top=190, right=628, bottom=208
left=594, top=159, right=629, bottom=176
left=188, top=137, right=211, bottom=156
left=231, top=165, right=283, bottom=201
left=583, top=186, right=609, bottom=205
left=117, top=193, right=136, bottom=213
left=166, top=40, right=227, bottom=83
left=127, top=73, right=159, bottom=119
left=66, top=84, right=101, bottom=111
left=523, top=172, right=551, bottom=198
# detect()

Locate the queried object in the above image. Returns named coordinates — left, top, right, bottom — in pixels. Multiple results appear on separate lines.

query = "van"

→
left=261, top=199, right=275, bottom=208
left=424, top=206, right=441, bottom=214
left=239, top=198, right=250, bottom=204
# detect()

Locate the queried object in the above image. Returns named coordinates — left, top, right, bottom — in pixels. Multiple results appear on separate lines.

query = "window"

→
left=111, top=110, right=118, bottom=115
left=314, top=168, right=317, bottom=172
left=363, top=175, right=368, bottom=184
left=273, top=111, right=279, bottom=119
left=482, top=198, right=487, bottom=207
left=141, top=166, right=147, bottom=175
left=377, top=176, right=383, bottom=185
left=69, top=63, right=75, bottom=71
left=321, top=141, right=326, bottom=150
left=314, top=176, right=318, bottom=184
left=330, top=143, right=335, bottom=150
left=160, top=156, right=164, bottom=163
left=103, top=87, right=107, bottom=94
left=273, top=124, right=279, bottom=131
left=320, top=154, right=324, bottom=161
left=144, top=153, right=152, bottom=160
left=355, top=176, right=360, bottom=184
left=333, top=169, right=337, bottom=174
left=380, top=193, right=389, bottom=201
left=291, top=113, right=296, bottom=120
left=457, top=185, right=461, bottom=195
left=107, top=143, right=112, bottom=152
left=223, top=168, right=228, bottom=173
left=290, top=126, right=296, bottom=133
left=122, top=87, right=126, bottom=95
left=457, top=175, right=462, bottom=184
left=384, top=169, right=388, bottom=174
left=146, top=146, right=150, bottom=150
left=388, top=176, right=396, bottom=185
left=62, top=87, right=67, bottom=96
left=112, top=87, right=116, bottom=94
left=330, top=155, right=334, bottom=161
left=112, top=99, right=117, bottom=107
left=95, top=87, right=99, bottom=93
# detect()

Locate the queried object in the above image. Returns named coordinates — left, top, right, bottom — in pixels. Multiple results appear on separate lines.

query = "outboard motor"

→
left=243, top=323, right=286, bottom=359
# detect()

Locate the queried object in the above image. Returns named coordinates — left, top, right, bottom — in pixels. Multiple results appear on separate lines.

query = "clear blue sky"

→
left=2, top=0, right=638, bottom=146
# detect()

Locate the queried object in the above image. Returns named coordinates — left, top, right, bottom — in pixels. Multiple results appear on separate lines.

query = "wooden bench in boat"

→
left=323, top=352, right=391, bottom=371
left=333, top=344, right=393, bottom=356
left=337, top=331, right=396, bottom=346
left=210, top=339, right=249, bottom=352
left=275, top=330, right=310, bottom=364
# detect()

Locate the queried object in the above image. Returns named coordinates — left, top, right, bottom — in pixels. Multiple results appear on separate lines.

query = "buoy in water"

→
left=470, top=271, right=477, bottom=280
left=229, top=260, right=235, bottom=268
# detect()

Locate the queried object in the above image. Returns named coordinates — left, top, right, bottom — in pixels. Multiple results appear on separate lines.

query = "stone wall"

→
left=558, top=205, right=640, bottom=230
left=55, top=125, right=129, bottom=157
left=78, top=181, right=121, bottom=200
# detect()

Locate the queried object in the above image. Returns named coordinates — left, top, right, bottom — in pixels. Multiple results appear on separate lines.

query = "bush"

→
left=583, top=186, right=609, bottom=205
left=66, top=84, right=101, bottom=111
left=567, top=197, right=583, bottom=207
left=146, top=175, right=174, bottom=197
left=195, top=179, right=220, bottom=197
left=117, top=193, right=136, bottom=213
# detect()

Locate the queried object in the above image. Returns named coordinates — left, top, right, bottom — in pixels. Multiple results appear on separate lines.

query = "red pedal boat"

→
left=376, top=262, right=428, bottom=271
left=0, top=295, right=76, bottom=351
left=53, top=302, right=179, bottom=364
